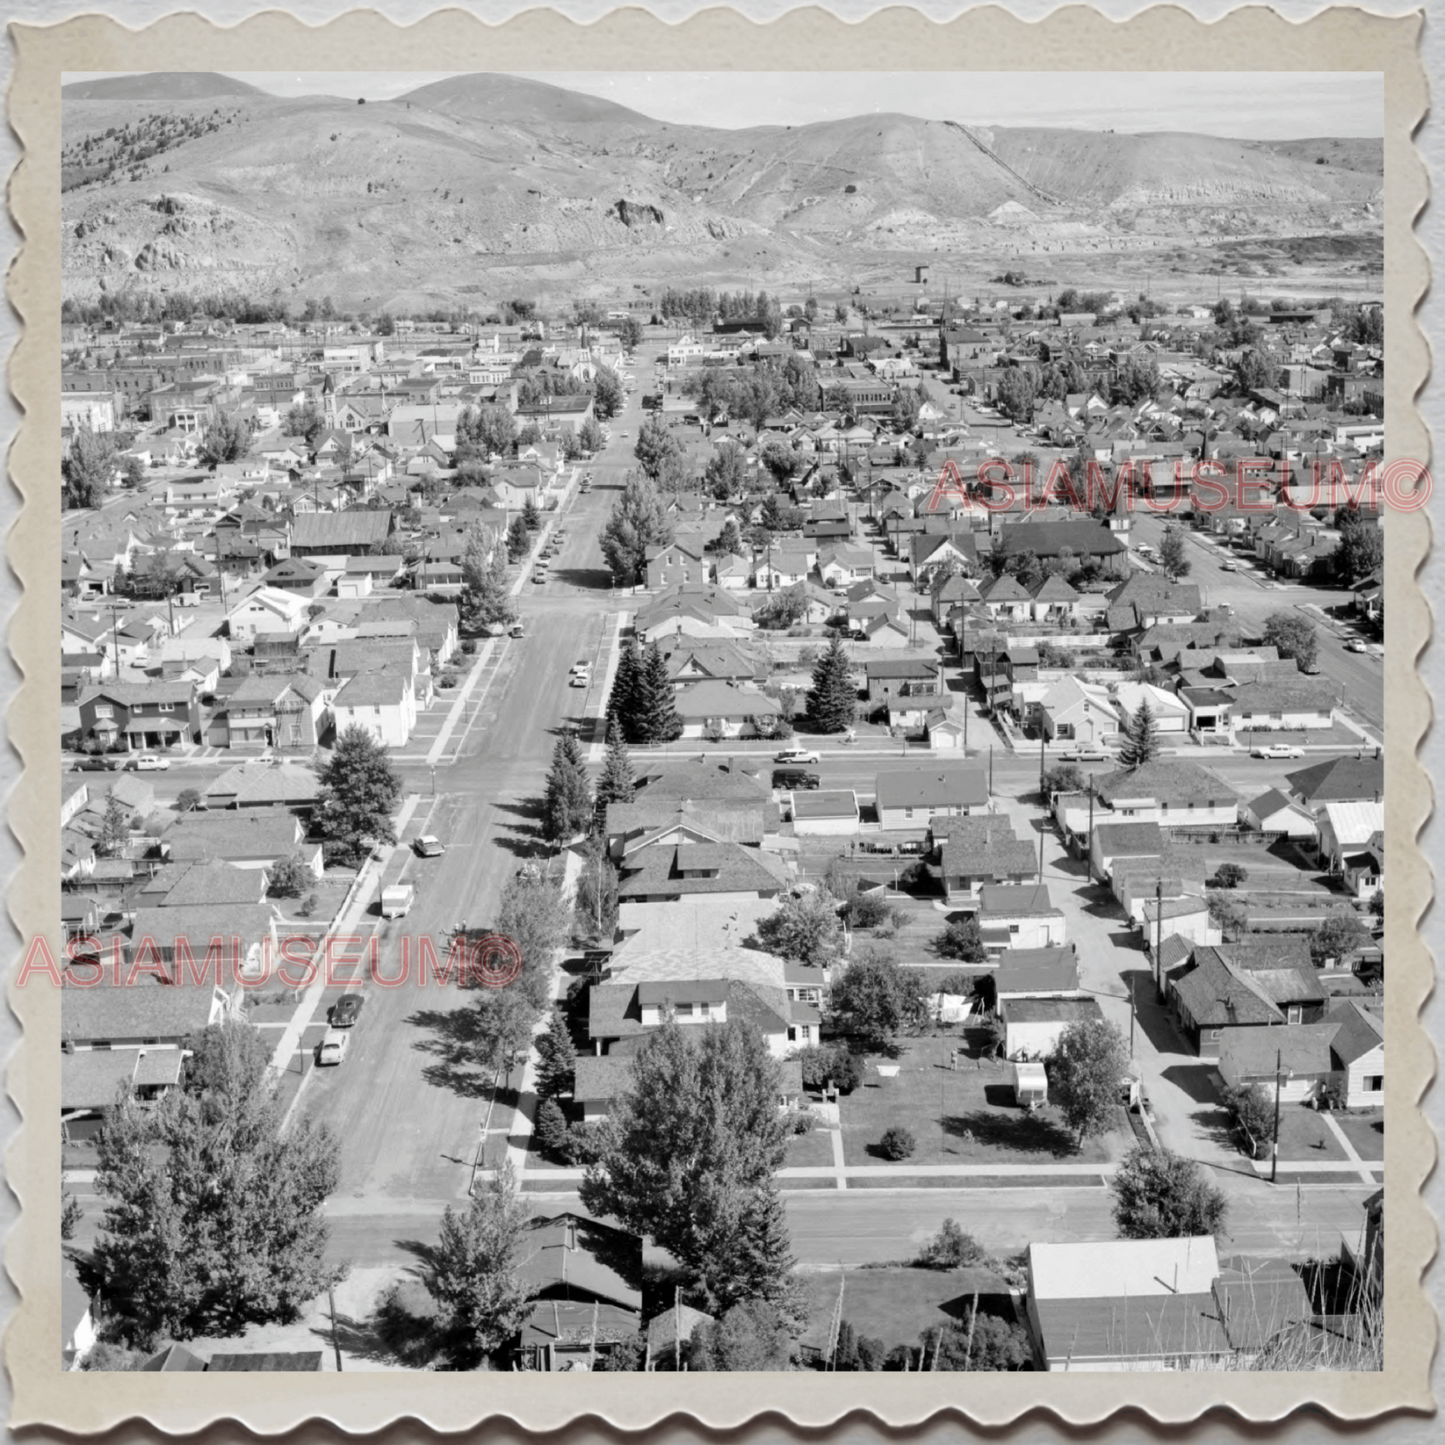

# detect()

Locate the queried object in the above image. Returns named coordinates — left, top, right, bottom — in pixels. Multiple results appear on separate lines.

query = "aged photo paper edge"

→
left=5, top=2, right=1434, bottom=1431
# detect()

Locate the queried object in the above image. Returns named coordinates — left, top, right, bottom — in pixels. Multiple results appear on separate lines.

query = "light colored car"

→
left=1219, top=560, right=1237, bottom=571
left=1346, top=639, right=1369, bottom=653
left=775, top=748, right=820, bottom=765
left=570, top=660, right=591, bottom=676
left=569, top=675, right=588, bottom=688
left=413, top=835, right=445, bottom=858
left=125, top=754, right=171, bottom=771
left=317, top=1029, right=351, bottom=1066
left=1251, top=744, right=1305, bottom=760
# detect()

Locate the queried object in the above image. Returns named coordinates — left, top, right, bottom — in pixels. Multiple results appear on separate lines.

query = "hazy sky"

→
left=65, top=70, right=1382, bottom=138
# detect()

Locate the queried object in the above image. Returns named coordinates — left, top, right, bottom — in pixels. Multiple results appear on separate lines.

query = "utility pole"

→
left=1270, top=1047, right=1287, bottom=1184
left=1154, top=876, right=1164, bottom=1000
left=1039, top=728, right=1047, bottom=800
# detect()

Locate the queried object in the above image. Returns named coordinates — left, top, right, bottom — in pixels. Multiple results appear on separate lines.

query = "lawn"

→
left=784, top=1126, right=837, bottom=1169
left=837, top=1037, right=1119, bottom=1167
left=1333, top=1109, right=1384, bottom=1162
left=797, top=1266, right=1012, bottom=1353
left=1275, top=1104, right=1349, bottom=1162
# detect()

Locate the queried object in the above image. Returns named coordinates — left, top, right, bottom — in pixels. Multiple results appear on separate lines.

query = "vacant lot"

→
left=784, top=1125, right=837, bottom=1169
left=798, top=1265, right=1013, bottom=1355
left=837, top=1036, right=1120, bottom=1167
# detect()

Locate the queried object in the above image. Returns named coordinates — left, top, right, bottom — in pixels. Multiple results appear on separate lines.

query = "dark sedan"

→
left=329, top=993, right=365, bottom=1028
left=72, top=756, right=119, bottom=772
left=772, top=769, right=821, bottom=791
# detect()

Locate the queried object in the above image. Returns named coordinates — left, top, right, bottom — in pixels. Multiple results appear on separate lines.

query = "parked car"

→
left=772, top=769, right=820, bottom=791
left=1220, top=560, right=1237, bottom=571
left=73, top=756, right=118, bottom=772
left=1062, top=747, right=1109, bottom=762
left=317, top=1029, right=351, bottom=1066
left=532, top=571, right=548, bottom=584
left=1252, top=744, right=1305, bottom=760
left=124, top=753, right=171, bottom=771
left=1346, top=638, right=1369, bottom=653
left=569, top=674, right=588, bottom=688
left=1298, top=660, right=1322, bottom=675
left=775, top=748, right=820, bottom=765
left=413, top=835, right=445, bottom=857
left=570, top=660, right=591, bottom=676
left=329, top=993, right=365, bottom=1028
left=509, top=622, right=525, bottom=639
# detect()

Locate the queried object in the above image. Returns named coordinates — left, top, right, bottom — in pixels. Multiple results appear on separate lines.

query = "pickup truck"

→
left=380, top=883, right=416, bottom=919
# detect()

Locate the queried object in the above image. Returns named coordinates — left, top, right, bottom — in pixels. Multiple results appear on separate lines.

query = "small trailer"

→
left=1010, top=1061, right=1048, bottom=1112
left=380, top=883, right=416, bottom=920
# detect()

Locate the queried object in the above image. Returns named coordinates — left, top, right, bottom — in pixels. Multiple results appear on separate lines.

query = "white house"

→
left=330, top=670, right=416, bottom=747
left=1091, top=761, right=1238, bottom=830
left=1110, top=681, right=1190, bottom=734
left=789, top=790, right=860, bottom=836
left=1229, top=681, right=1338, bottom=735
left=226, top=586, right=311, bottom=643
left=1000, top=995, right=1103, bottom=1060
left=1318, top=800, right=1385, bottom=874
left=977, top=883, right=1067, bottom=952
left=1241, top=788, right=1319, bottom=840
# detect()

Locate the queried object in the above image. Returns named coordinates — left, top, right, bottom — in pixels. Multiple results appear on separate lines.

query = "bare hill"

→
left=60, top=74, right=1384, bottom=310
left=396, top=72, right=654, bottom=131
left=61, top=72, right=268, bottom=101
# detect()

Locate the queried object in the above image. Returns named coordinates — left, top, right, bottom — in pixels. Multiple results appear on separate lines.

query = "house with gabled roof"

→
left=1028, top=572, right=1081, bottom=622
left=615, top=840, right=788, bottom=905
left=875, top=764, right=989, bottom=831
left=1285, top=755, right=1384, bottom=812
left=77, top=680, right=201, bottom=752
left=978, top=571, right=1031, bottom=622
left=1168, top=937, right=1324, bottom=1059
left=514, top=1214, right=643, bottom=1372
left=1228, top=680, right=1338, bottom=734
left=909, top=531, right=979, bottom=586
left=1091, top=760, right=1238, bottom=829
left=331, top=668, right=416, bottom=747
left=1241, top=788, right=1318, bottom=840
left=930, top=813, right=1038, bottom=902
left=227, top=585, right=311, bottom=643
left=977, top=882, right=1066, bottom=952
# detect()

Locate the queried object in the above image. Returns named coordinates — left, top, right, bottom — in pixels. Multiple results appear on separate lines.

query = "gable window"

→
left=156, top=702, right=175, bottom=713
left=94, top=704, right=114, bottom=720
left=1287, top=1005, right=1302, bottom=1025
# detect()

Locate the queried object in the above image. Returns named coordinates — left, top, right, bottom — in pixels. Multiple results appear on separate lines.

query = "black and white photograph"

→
left=53, top=62, right=1395, bottom=1380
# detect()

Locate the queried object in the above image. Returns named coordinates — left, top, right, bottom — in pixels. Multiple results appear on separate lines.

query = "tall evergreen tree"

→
left=505, top=514, right=530, bottom=561
left=85, top=1020, right=342, bottom=1350
left=594, top=716, right=636, bottom=824
left=636, top=641, right=683, bottom=743
left=804, top=633, right=857, bottom=734
left=459, top=523, right=515, bottom=631
left=534, top=1007, right=578, bottom=1102
left=717, top=1185, right=803, bottom=1321
left=521, top=496, right=541, bottom=531
left=1117, top=698, right=1161, bottom=769
left=542, top=732, right=593, bottom=843
left=315, top=724, right=402, bottom=864
left=427, top=1162, right=532, bottom=1368
left=606, top=643, right=643, bottom=742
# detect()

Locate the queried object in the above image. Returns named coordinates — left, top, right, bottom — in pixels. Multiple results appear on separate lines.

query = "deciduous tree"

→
left=1111, top=1145, right=1228, bottom=1239
left=1157, top=525, right=1191, bottom=581
left=599, top=472, right=674, bottom=585
left=459, top=523, right=515, bottom=632
left=1050, top=1018, right=1130, bottom=1146
left=427, top=1162, right=532, bottom=1367
left=62, top=426, right=117, bottom=509
left=85, top=1020, right=342, bottom=1350
left=581, top=1017, right=792, bottom=1311
left=315, top=724, right=402, bottom=865
left=633, top=414, right=683, bottom=483
left=592, top=365, right=623, bottom=420
left=826, top=949, right=930, bottom=1051
left=1263, top=612, right=1319, bottom=672
left=756, top=888, right=844, bottom=969
left=197, top=410, right=252, bottom=467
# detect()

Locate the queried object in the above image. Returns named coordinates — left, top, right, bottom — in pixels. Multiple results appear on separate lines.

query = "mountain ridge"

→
left=60, top=73, right=1383, bottom=310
